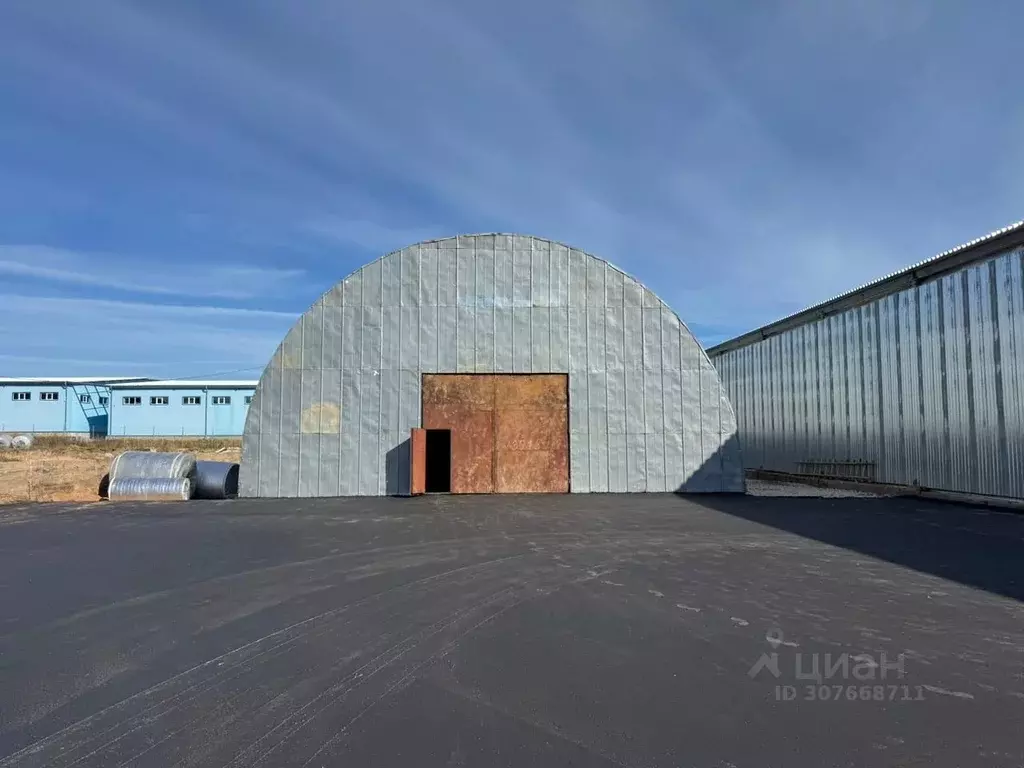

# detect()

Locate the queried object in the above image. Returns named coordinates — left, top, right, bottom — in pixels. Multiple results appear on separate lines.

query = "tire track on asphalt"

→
left=4, top=532, right=667, bottom=767
left=231, top=557, right=621, bottom=767
left=0, top=533, right=580, bottom=642
left=0, top=553, right=527, bottom=768
left=299, top=564, right=617, bottom=767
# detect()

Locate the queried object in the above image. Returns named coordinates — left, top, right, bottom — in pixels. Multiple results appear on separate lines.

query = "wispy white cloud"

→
left=0, top=245, right=305, bottom=300
left=0, top=294, right=296, bottom=377
left=0, top=0, right=1020, bottom=362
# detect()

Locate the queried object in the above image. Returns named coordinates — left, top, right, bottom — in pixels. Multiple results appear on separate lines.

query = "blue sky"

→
left=1, top=0, right=1020, bottom=378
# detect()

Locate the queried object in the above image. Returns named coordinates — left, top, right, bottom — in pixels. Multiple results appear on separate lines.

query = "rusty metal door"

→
left=410, top=428, right=426, bottom=496
left=422, top=375, right=495, bottom=493
left=494, top=375, right=569, bottom=493
left=421, top=374, right=568, bottom=494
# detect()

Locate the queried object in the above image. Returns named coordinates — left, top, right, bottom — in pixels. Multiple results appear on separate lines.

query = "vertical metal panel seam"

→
left=698, top=331, right=704, bottom=470
left=842, top=314, right=851, bottom=457
left=417, top=245, right=423, bottom=427
left=717, top=337, right=724, bottom=486
left=937, top=278, right=951, bottom=488
left=857, top=309, right=868, bottom=459
left=548, top=240, right=554, bottom=372
left=767, top=341, right=774, bottom=465
left=753, top=340, right=760, bottom=466
left=493, top=242, right=498, bottom=371
left=602, top=274, right=610, bottom=487
left=807, top=326, right=814, bottom=461
left=961, top=270, right=978, bottom=493
left=873, top=302, right=886, bottom=477
left=742, top=347, right=748, bottom=465
left=355, top=271, right=364, bottom=494
left=276, top=323, right=287, bottom=495
left=892, top=297, right=902, bottom=480
left=782, top=333, right=789, bottom=462
left=797, top=327, right=804, bottom=461
left=770, top=335, right=774, bottom=462
left=585, top=255, right=592, bottom=487
left=814, top=323, right=820, bottom=461
left=377, top=256, right=385, bottom=494
left=298, top=303, right=307, bottom=494
left=914, top=287, right=927, bottom=485
left=799, top=329, right=805, bottom=466
left=318, top=296, right=325, bottom=496
left=678, top=324, right=685, bottom=479
left=756, top=341, right=762, bottom=467
left=780, top=334, right=786, bottom=462
left=395, top=252, right=403, bottom=495
left=768, top=336, right=775, bottom=461
left=639, top=294, right=648, bottom=488
left=529, top=237, right=534, bottom=373
left=826, top=318, right=834, bottom=459
left=832, top=317, right=839, bottom=459
left=810, top=324, right=817, bottom=460
left=599, top=265, right=607, bottom=490
left=1016, top=251, right=1024, bottom=495
left=474, top=240, right=479, bottom=370
left=802, top=326, right=808, bottom=461
left=338, top=284, right=345, bottom=493
left=436, top=244, right=441, bottom=374
left=788, top=332, right=793, bottom=465
left=626, top=276, right=634, bottom=483
left=988, top=259, right=1008, bottom=494
left=455, top=239, right=460, bottom=371
left=660, top=306, right=667, bottom=487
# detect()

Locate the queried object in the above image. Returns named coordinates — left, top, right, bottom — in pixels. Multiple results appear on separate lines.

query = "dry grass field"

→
left=0, top=436, right=241, bottom=504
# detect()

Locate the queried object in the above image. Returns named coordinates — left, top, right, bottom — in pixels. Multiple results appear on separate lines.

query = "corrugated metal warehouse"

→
left=240, top=234, right=744, bottom=497
left=709, top=221, right=1024, bottom=499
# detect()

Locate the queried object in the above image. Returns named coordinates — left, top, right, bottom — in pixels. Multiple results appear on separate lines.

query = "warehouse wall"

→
left=109, top=387, right=254, bottom=437
left=0, top=383, right=110, bottom=435
left=241, top=234, right=744, bottom=497
left=712, top=245, right=1024, bottom=498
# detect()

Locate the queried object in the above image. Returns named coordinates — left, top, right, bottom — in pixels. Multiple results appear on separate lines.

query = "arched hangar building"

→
left=240, top=234, right=744, bottom=497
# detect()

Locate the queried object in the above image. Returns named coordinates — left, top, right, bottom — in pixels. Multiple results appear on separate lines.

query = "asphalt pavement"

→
left=0, top=492, right=1021, bottom=767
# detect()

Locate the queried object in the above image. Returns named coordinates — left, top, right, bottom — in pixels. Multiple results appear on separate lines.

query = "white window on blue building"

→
left=11, top=392, right=30, bottom=401
left=79, top=394, right=92, bottom=404
left=150, top=396, right=169, bottom=406
left=123, top=396, right=142, bottom=406
left=183, top=396, right=201, bottom=406
left=41, top=391, right=59, bottom=402
left=212, top=395, right=232, bottom=405
left=99, top=396, right=109, bottom=406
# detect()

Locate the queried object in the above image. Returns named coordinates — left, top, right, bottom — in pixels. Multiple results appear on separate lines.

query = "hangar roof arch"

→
left=241, top=234, right=743, bottom=496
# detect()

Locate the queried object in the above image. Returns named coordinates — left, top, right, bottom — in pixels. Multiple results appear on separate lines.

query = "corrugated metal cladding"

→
left=240, top=234, right=744, bottom=497
left=712, top=245, right=1024, bottom=499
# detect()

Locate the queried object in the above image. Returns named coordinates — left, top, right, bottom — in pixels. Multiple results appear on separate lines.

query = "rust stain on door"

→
left=494, top=375, right=569, bottom=494
left=422, top=374, right=568, bottom=494
left=422, top=375, right=495, bottom=493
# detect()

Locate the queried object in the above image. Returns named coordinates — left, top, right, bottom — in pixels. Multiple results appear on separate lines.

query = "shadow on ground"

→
left=686, top=491, right=1024, bottom=602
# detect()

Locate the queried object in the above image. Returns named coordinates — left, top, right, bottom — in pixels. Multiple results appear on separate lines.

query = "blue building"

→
left=107, top=380, right=256, bottom=437
left=0, top=377, right=150, bottom=436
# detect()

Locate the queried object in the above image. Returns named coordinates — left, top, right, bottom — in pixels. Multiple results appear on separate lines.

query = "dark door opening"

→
left=425, top=429, right=451, bottom=493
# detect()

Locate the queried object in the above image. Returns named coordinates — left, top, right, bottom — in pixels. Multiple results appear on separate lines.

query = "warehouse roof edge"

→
left=706, top=220, right=1024, bottom=357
